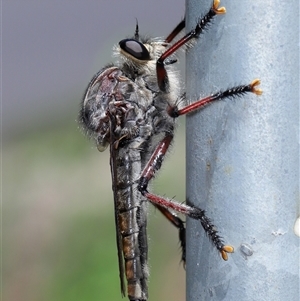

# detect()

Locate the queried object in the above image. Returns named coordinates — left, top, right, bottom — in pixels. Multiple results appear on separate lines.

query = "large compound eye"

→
left=119, top=39, right=150, bottom=60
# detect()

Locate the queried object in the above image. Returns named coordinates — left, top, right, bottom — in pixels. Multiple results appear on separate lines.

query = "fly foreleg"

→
left=157, top=0, right=226, bottom=91
left=165, top=19, right=185, bottom=44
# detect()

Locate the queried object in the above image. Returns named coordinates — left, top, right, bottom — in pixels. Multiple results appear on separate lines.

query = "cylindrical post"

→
left=186, top=0, right=299, bottom=300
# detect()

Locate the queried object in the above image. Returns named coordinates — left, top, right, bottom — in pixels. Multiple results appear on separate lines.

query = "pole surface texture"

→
left=186, top=0, right=299, bottom=300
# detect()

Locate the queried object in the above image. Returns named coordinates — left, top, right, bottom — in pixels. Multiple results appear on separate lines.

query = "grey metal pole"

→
left=186, top=0, right=299, bottom=300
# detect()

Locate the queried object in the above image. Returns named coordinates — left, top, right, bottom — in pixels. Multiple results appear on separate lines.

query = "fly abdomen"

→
left=113, top=150, right=148, bottom=301
left=119, top=209, right=146, bottom=300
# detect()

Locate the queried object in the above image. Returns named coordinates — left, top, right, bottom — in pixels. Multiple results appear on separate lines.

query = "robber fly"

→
left=79, top=1, right=262, bottom=300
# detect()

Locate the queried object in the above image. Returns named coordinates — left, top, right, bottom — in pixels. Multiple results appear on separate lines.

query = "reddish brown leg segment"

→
left=165, top=19, right=185, bottom=43
left=153, top=204, right=186, bottom=263
left=137, top=133, right=233, bottom=260
left=141, top=188, right=233, bottom=260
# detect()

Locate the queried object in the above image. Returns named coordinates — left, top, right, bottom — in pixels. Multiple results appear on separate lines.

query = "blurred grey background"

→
left=3, top=1, right=188, bottom=300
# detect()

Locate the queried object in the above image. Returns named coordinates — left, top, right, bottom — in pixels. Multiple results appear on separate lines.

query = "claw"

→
left=220, top=245, right=234, bottom=261
left=213, top=0, right=226, bottom=15
left=250, top=78, right=263, bottom=95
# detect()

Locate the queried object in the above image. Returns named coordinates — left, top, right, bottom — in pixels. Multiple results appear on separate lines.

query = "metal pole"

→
left=186, top=0, right=299, bottom=300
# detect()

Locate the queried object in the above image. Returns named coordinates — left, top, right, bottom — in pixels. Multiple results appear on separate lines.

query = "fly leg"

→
left=137, top=135, right=186, bottom=263
left=165, top=19, right=185, bottom=43
left=157, top=0, right=226, bottom=91
left=168, top=79, right=262, bottom=118
left=137, top=135, right=233, bottom=261
left=153, top=204, right=186, bottom=263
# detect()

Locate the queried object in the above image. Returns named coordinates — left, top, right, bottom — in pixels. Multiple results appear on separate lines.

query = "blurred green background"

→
left=3, top=115, right=186, bottom=301
left=3, top=0, right=187, bottom=300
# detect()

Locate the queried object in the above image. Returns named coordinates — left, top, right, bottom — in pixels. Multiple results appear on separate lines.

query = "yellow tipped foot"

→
left=250, top=79, right=263, bottom=95
left=220, top=245, right=234, bottom=261
left=213, top=0, right=226, bottom=14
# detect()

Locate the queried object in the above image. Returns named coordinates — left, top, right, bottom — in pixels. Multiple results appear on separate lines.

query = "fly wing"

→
left=104, top=71, right=149, bottom=300
left=109, top=139, right=126, bottom=297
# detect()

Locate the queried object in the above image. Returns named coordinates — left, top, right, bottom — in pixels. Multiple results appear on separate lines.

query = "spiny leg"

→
left=138, top=135, right=185, bottom=262
left=140, top=185, right=233, bottom=260
left=137, top=135, right=233, bottom=260
left=157, top=0, right=226, bottom=91
left=168, top=79, right=263, bottom=118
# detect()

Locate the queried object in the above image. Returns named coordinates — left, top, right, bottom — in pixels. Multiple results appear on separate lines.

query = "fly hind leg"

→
left=137, top=135, right=233, bottom=261
left=138, top=134, right=186, bottom=263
